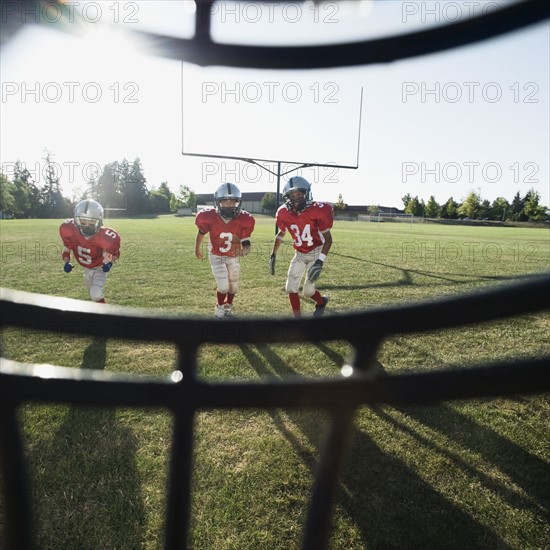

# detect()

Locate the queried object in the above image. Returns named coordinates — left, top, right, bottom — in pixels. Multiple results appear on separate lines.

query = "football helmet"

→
left=214, top=182, right=242, bottom=219
left=283, top=176, right=312, bottom=213
left=74, top=199, right=104, bottom=237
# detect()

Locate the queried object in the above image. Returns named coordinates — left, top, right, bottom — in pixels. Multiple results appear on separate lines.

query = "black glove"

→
left=307, top=259, right=324, bottom=282
left=102, top=262, right=113, bottom=272
left=269, top=253, right=276, bottom=275
left=63, top=262, right=73, bottom=273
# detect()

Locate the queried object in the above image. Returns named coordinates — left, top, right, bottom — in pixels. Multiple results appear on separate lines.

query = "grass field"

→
left=1, top=215, right=549, bottom=549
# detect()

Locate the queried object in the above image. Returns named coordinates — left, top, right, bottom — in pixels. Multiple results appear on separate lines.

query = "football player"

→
left=195, top=183, right=256, bottom=318
left=59, top=199, right=121, bottom=303
left=269, top=176, right=333, bottom=318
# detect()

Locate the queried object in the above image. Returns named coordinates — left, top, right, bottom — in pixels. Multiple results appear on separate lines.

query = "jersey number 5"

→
left=290, top=224, right=313, bottom=247
left=77, top=246, right=93, bottom=265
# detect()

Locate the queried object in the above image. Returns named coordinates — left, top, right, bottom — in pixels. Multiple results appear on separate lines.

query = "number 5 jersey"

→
left=60, top=219, right=121, bottom=268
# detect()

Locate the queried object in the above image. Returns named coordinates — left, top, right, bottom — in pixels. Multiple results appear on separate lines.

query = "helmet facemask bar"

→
left=76, top=216, right=102, bottom=237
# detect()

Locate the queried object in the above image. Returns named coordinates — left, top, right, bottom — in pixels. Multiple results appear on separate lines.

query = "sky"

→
left=1, top=0, right=549, bottom=209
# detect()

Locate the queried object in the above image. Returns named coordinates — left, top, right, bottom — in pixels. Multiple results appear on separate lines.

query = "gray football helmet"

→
left=283, top=176, right=312, bottom=213
left=214, top=182, right=242, bottom=219
left=74, top=199, right=104, bottom=237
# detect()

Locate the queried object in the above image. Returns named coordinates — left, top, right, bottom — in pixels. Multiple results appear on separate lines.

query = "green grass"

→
left=1, top=216, right=549, bottom=549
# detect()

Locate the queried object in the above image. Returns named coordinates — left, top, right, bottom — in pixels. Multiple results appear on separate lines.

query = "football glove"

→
left=63, top=262, right=73, bottom=273
left=241, top=245, right=251, bottom=257
left=102, top=262, right=113, bottom=273
left=307, top=259, right=324, bottom=282
left=269, top=253, right=276, bottom=275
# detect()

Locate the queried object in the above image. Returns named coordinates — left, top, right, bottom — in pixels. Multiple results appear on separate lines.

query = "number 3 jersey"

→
left=276, top=202, right=333, bottom=253
left=195, top=208, right=256, bottom=257
left=60, top=219, right=121, bottom=268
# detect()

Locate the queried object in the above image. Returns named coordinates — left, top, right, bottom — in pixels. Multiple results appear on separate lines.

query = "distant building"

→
left=195, top=191, right=269, bottom=214
left=333, top=205, right=403, bottom=220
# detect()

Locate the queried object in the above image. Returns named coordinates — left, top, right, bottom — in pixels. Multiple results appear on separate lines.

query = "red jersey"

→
left=195, top=208, right=255, bottom=257
left=60, top=219, right=121, bottom=268
left=276, top=202, right=333, bottom=253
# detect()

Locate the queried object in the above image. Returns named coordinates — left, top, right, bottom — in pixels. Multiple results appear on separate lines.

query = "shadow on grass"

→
left=26, top=337, right=147, bottom=550
left=391, top=403, right=550, bottom=518
left=321, top=253, right=538, bottom=292
left=239, top=343, right=513, bottom=549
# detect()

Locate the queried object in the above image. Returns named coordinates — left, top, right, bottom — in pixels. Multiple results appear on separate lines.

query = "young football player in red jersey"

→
left=59, top=199, right=121, bottom=303
left=195, top=183, right=256, bottom=318
left=270, top=176, right=333, bottom=318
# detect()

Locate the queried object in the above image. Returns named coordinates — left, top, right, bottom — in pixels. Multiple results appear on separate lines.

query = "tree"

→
left=11, top=161, right=34, bottom=218
left=523, top=189, right=546, bottom=222
left=491, top=197, right=510, bottom=221
left=368, top=204, right=379, bottom=215
left=441, top=197, right=459, bottom=219
left=0, top=172, right=15, bottom=216
left=424, top=195, right=440, bottom=218
left=124, top=158, right=150, bottom=215
left=458, top=192, right=480, bottom=219
left=149, top=182, right=172, bottom=213
left=510, top=192, right=526, bottom=221
left=404, top=195, right=424, bottom=217
left=260, top=192, right=277, bottom=215
left=333, top=194, right=347, bottom=211
left=401, top=193, right=412, bottom=210
left=478, top=199, right=492, bottom=220
left=96, top=162, right=123, bottom=209
left=175, top=185, right=198, bottom=210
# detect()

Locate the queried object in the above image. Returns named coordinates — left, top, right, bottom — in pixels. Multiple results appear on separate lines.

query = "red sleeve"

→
left=275, top=206, right=288, bottom=232
left=98, top=227, right=121, bottom=259
left=59, top=220, right=74, bottom=246
left=195, top=209, right=212, bottom=234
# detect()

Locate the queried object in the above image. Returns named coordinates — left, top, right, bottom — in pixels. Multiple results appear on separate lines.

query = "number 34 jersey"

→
left=60, top=219, right=121, bottom=268
left=195, top=208, right=256, bottom=257
left=276, top=202, right=334, bottom=253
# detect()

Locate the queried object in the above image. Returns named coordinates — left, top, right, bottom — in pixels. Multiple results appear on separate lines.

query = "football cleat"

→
left=215, top=305, right=226, bottom=319
left=313, top=296, right=329, bottom=318
left=224, top=304, right=233, bottom=317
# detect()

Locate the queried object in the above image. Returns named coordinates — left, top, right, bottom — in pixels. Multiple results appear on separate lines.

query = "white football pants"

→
left=285, top=246, right=323, bottom=297
left=209, top=254, right=240, bottom=295
left=83, top=266, right=108, bottom=302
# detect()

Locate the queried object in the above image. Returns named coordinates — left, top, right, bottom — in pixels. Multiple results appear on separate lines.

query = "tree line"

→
left=338, top=190, right=548, bottom=223
left=398, top=190, right=548, bottom=222
left=0, top=155, right=197, bottom=219
left=1, top=155, right=548, bottom=223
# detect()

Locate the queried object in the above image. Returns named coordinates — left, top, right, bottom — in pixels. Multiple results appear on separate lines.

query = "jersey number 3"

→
left=218, top=232, right=233, bottom=253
